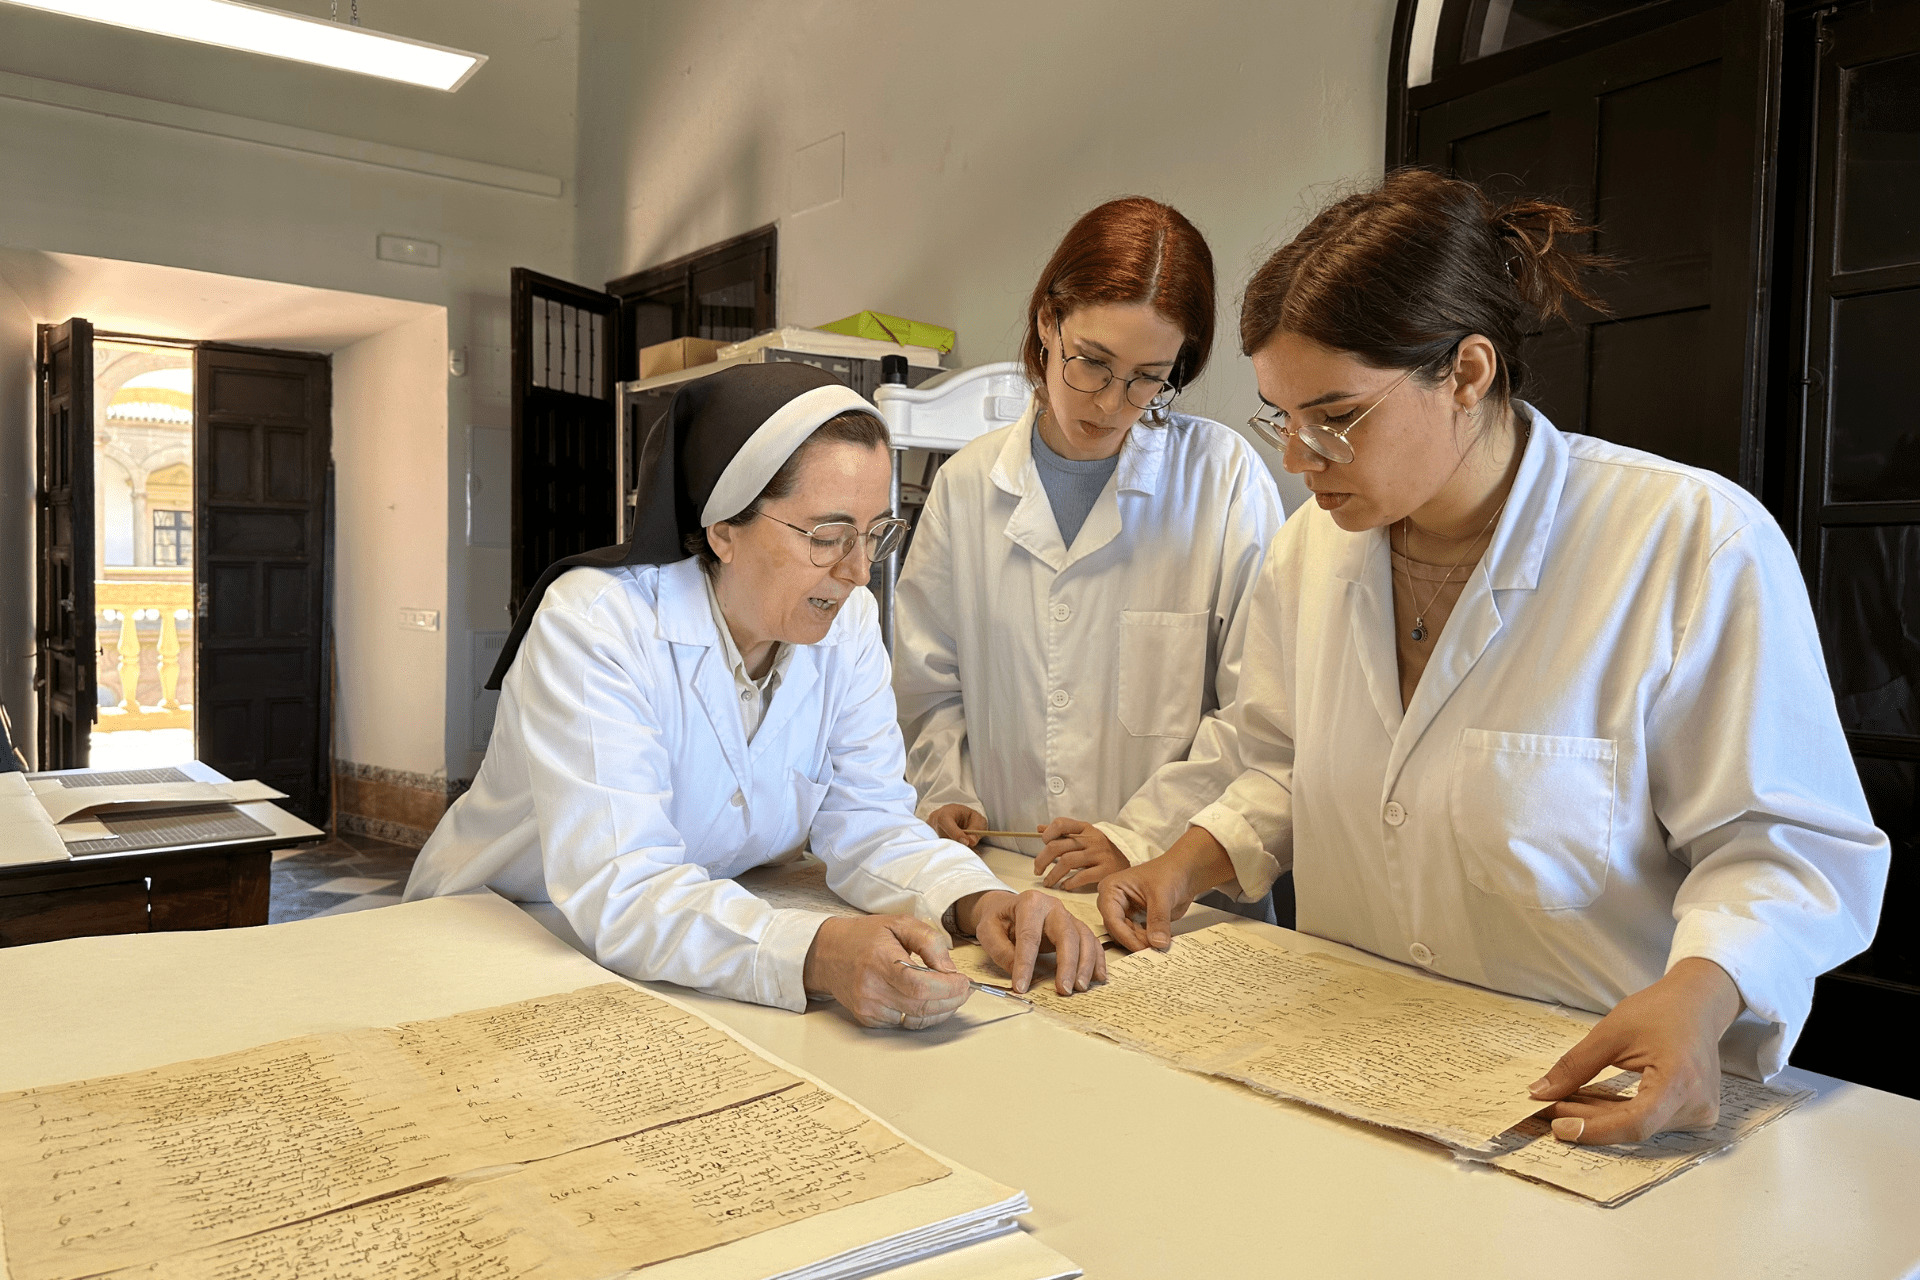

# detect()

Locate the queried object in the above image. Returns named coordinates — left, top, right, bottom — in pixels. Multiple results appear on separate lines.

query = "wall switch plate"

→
left=400, top=608, right=441, bottom=631
left=378, top=234, right=441, bottom=268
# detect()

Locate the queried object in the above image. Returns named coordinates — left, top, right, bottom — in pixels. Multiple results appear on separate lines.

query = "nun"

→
left=405, top=363, right=1103, bottom=1028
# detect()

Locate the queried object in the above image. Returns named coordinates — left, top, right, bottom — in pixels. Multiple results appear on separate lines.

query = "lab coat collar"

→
left=1327, top=401, right=1564, bottom=591
left=653, top=555, right=860, bottom=649
left=1483, top=403, right=1566, bottom=592
left=989, top=398, right=1167, bottom=571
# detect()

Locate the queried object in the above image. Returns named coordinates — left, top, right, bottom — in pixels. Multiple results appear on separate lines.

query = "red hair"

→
left=1022, top=197, right=1215, bottom=393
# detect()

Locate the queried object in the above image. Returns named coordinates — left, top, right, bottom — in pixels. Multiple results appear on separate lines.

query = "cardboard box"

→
left=638, top=336, right=728, bottom=379
left=819, top=311, right=956, bottom=354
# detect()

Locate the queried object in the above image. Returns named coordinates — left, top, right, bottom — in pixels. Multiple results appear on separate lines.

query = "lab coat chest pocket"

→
left=1450, top=729, right=1617, bottom=910
left=1117, top=610, right=1210, bottom=738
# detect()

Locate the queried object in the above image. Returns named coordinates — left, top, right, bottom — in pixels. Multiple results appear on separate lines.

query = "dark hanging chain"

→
left=328, top=0, right=360, bottom=25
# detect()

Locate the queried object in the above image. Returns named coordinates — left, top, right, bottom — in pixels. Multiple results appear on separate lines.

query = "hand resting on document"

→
left=1100, top=828, right=1751, bottom=1145
left=1098, top=824, right=1236, bottom=951
left=803, top=914, right=972, bottom=1029
left=1526, top=957, right=1744, bottom=1145
left=800, top=890, right=1104, bottom=1026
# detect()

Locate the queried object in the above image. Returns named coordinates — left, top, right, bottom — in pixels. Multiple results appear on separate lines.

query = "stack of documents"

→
left=0, top=982, right=1073, bottom=1280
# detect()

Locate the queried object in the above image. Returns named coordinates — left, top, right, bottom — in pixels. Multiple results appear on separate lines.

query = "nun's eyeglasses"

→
left=759, top=514, right=911, bottom=567
left=1246, top=363, right=1421, bottom=465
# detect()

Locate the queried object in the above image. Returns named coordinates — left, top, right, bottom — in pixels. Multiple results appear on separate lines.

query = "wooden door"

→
left=194, top=345, right=332, bottom=824
left=1786, top=0, right=1920, bottom=1096
left=509, top=268, right=619, bottom=618
left=34, top=318, right=95, bottom=770
left=1406, top=2, right=1775, bottom=488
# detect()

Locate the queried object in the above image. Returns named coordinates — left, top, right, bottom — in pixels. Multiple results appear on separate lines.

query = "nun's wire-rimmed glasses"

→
left=758, top=513, right=911, bottom=567
left=1245, top=341, right=1461, bottom=465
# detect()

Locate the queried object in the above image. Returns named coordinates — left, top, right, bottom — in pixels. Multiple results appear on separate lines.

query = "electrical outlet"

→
left=400, top=608, right=441, bottom=631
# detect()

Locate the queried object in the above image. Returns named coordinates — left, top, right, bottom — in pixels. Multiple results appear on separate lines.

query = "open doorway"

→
left=91, top=337, right=196, bottom=770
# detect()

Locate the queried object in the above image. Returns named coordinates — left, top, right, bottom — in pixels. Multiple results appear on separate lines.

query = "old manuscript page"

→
left=114, top=1083, right=948, bottom=1280
left=0, top=984, right=820, bottom=1280
left=1471, top=1071, right=1813, bottom=1205
left=1023, top=925, right=1592, bottom=1151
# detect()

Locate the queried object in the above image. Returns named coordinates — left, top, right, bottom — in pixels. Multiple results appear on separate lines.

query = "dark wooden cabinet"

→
left=1393, top=0, right=1920, bottom=1096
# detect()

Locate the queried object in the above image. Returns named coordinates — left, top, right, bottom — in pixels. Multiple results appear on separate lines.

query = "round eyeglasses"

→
left=1055, top=327, right=1179, bottom=411
left=758, top=513, right=911, bottom=567
left=1245, top=363, right=1423, bottom=465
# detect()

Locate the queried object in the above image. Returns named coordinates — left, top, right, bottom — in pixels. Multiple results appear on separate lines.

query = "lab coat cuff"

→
left=1095, top=822, right=1162, bottom=867
left=1190, top=803, right=1280, bottom=903
left=755, top=908, right=833, bottom=1013
left=1667, top=909, right=1805, bottom=1081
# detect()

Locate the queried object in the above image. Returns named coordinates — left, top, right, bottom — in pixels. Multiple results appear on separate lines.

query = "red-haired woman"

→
left=1097, top=170, right=1888, bottom=1142
left=892, top=197, right=1285, bottom=951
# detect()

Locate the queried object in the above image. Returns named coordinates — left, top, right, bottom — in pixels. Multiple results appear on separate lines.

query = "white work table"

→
left=0, top=871, right=1914, bottom=1280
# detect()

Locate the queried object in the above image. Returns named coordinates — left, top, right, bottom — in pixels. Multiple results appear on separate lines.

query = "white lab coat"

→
left=892, top=402, right=1283, bottom=860
left=404, top=556, right=1007, bottom=1012
left=1117, top=407, right=1888, bottom=1079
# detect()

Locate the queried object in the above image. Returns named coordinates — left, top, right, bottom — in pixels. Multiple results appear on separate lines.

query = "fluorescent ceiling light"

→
left=2, top=0, right=487, bottom=91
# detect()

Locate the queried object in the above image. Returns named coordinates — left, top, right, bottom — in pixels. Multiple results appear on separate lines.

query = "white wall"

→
left=0, top=279, right=34, bottom=762
left=332, top=310, right=452, bottom=778
left=0, top=0, right=580, bottom=780
left=575, top=0, right=1401, bottom=513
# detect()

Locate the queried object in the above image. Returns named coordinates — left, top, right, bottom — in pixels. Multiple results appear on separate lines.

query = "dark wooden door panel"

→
left=1410, top=3, right=1773, bottom=488
left=34, top=318, right=95, bottom=770
left=195, top=345, right=331, bottom=824
left=510, top=268, right=619, bottom=618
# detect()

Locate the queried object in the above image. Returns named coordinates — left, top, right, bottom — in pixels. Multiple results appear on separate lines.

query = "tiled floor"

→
left=270, top=832, right=418, bottom=924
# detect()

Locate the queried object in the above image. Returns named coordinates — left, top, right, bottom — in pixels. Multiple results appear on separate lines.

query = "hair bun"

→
left=1488, top=198, right=1611, bottom=323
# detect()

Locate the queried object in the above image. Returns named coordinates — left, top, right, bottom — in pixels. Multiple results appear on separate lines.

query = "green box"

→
left=819, top=310, right=955, bottom=354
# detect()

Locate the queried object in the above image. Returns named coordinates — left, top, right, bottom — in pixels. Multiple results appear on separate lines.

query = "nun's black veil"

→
left=484, top=362, right=852, bottom=690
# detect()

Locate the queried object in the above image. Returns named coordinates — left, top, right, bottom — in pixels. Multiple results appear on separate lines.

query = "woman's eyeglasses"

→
left=1245, top=363, right=1422, bottom=465
left=1056, top=326, right=1179, bottom=411
left=758, top=514, right=911, bottom=567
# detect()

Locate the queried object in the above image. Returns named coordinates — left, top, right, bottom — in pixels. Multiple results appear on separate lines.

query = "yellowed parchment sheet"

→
left=1466, top=1070, right=1813, bottom=1205
left=1021, top=924, right=1593, bottom=1152
left=108, top=1083, right=947, bottom=1280
left=0, top=984, right=834, bottom=1280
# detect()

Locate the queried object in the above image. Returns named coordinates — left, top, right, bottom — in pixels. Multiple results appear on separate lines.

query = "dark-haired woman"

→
left=1097, top=171, right=1887, bottom=1144
left=407, top=363, right=1103, bottom=1026
left=891, top=198, right=1283, bottom=918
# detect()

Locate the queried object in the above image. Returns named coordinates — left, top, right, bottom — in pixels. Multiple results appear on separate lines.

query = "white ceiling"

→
left=0, top=247, right=441, bottom=352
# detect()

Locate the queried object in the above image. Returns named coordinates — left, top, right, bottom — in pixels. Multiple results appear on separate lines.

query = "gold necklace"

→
left=1397, top=499, right=1506, bottom=643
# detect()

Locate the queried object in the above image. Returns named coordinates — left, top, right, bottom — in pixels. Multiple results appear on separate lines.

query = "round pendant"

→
left=1410, top=625, right=1428, bottom=642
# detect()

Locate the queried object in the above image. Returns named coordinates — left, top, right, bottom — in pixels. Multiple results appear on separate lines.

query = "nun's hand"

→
left=928, top=804, right=988, bottom=848
left=1525, top=958, right=1743, bottom=1145
left=1035, top=818, right=1129, bottom=891
left=802, top=915, right=969, bottom=1030
left=957, top=889, right=1105, bottom=996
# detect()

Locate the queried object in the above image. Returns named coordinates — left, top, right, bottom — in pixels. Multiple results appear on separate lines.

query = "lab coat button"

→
left=729, top=791, right=744, bottom=808
left=1047, top=775, right=1066, bottom=795
left=1050, top=603, right=1072, bottom=622
left=1409, top=943, right=1434, bottom=966
left=1049, top=689, right=1071, bottom=709
left=1383, top=801, right=1406, bottom=826
left=739, top=688, right=754, bottom=702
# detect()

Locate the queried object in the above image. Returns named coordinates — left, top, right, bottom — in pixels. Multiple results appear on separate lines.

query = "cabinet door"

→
left=1791, top=1, right=1920, bottom=1098
left=1409, top=3, right=1774, bottom=487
